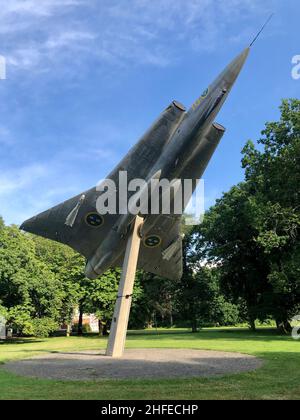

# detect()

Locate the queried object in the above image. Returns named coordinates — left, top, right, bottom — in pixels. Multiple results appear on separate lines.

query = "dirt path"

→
left=3, top=349, right=262, bottom=381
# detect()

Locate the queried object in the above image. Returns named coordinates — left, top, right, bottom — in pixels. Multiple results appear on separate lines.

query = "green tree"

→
left=242, top=99, right=300, bottom=332
left=193, top=99, right=300, bottom=332
left=133, top=271, right=177, bottom=329
left=80, top=270, right=120, bottom=335
left=193, top=184, right=270, bottom=330
left=0, top=226, right=61, bottom=336
left=32, top=236, right=84, bottom=334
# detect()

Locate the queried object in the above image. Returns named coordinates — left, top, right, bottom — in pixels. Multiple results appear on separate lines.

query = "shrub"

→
left=72, top=322, right=92, bottom=334
left=31, top=318, right=59, bottom=338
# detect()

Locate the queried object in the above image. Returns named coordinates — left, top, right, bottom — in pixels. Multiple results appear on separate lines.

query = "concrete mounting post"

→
left=106, top=215, right=144, bottom=357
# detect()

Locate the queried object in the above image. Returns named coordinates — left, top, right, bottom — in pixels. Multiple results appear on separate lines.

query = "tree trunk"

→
left=102, top=322, right=109, bottom=336
left=98, top=320, right=103, bottom=336
left=78, top=302, right=84, bottom=336
left=276, top=319, right=292, bottom=335
left=170, top=312, right=173, bottom=328
left=66, top=324, right=71, bottom=337
left=249, top=318, right=256, bottom=332
left=191, top=319, right=198, bottom=333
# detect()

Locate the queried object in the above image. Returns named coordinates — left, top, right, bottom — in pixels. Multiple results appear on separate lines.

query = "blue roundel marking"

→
left=85, top=213, right=103, bottom=228
left=144, top=235, right=161, bottom=248
left=201, top=88, right=209, bottom=98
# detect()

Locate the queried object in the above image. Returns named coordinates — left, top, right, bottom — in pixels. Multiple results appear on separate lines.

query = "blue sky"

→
left=0, top=0, right=299, bottom=225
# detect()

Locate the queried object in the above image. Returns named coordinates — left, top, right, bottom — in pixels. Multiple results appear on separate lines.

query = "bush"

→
left=31, top=318, right=59, bottom=338
left=7, top=305, right=35, bottom=336
left=211, top=297, right=240, bottom=326
left=6, top=306, right=58, bottom=337
left=71, top=322, right=92, bottom=334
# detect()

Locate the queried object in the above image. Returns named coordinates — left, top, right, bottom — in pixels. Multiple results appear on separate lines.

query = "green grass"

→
left=0, top=328, right=299, bottom=400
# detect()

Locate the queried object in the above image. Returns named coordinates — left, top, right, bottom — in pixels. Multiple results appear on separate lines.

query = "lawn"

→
left=0, top=328, right=299, bottom=400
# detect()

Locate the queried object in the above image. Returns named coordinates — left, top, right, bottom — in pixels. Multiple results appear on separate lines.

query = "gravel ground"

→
left=3, top=349, right=262, bottom=381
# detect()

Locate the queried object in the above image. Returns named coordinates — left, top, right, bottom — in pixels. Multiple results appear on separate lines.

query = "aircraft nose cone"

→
left=211, top=47, right=250, bottom=93
left=20, top=216, right=37, bottom=233
left=223, top=47, right=250, bottom=88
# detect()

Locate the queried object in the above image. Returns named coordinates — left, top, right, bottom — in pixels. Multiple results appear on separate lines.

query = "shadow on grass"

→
left=0, top=339, right=44, bottom=345
left=49, top=351, right=103, bottom=356
left=0, top=328, right=292, bottom=347
left=124, top=328, right=291, bottom=343
left=45, top=328, right=293, bottom=344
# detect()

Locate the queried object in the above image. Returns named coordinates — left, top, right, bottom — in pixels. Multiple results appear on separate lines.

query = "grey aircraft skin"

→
left=21, top=48, right=250, bottom=281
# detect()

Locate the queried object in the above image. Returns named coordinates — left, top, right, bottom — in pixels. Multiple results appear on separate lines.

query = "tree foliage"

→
left=193, top=99, right=300, bottom=331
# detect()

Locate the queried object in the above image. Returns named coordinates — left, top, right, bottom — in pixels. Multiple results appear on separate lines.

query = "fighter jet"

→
left=21, top=47, right=250, bottom=281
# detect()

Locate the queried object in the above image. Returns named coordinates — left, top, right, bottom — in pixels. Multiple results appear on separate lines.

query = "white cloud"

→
left=0, top=0, right=82, bottom=18
left=103, top=0, right=273, bottom=55
left=0, top=125, right=13, bottom=145
left=0, top=0, right=93, bottom=73
left=0, top=164, right=48, bottom=195
left=0, top=0, right=83, bottom=35
left=0, top=0, right=276, bottom=74
left=7, top=47, right=41, bottom=69
left=0, top=0, right=279, bottom=225
left=0, top=164, right=49, bottom=223
left=6, top=30, right=97, bottom=70
left=45, top=31, right=97, bottom=50
left=0, top=161, right=82, bottom=225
